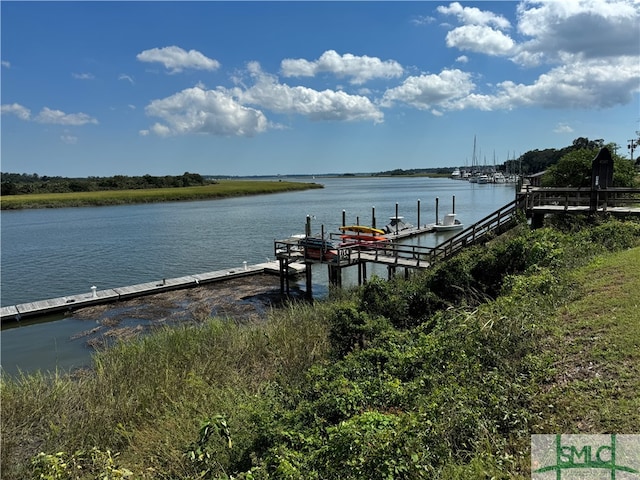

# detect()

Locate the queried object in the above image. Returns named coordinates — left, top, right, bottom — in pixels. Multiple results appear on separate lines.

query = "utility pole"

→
left=629, top=134, right=640, bottom=164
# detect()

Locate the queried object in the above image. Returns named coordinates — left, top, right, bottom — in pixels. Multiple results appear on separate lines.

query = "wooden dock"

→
left=0, top=260, right=306, bottom=323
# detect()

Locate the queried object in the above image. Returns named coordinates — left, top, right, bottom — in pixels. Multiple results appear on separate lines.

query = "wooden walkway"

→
left=0, top=261, right=306, bottom=323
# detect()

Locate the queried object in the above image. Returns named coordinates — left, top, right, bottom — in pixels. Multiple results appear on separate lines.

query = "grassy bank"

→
left=0, top=180, right=323, bottom=209
left=2, top=218, right=639, bottom=479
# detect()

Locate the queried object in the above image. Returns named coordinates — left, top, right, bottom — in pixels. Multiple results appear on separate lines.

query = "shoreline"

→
left=0, top=180, right=323, bottom=210
left=68, top=273, right=306, bottom=351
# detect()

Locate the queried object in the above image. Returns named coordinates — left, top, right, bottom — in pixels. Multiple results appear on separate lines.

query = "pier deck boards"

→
left=1, top=260, right=304, bottom=323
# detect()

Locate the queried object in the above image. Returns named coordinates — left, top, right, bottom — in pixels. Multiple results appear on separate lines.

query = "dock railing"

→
left=429, top=198, right=524, bottom=263
left=521, top=186, right=640, bottom=213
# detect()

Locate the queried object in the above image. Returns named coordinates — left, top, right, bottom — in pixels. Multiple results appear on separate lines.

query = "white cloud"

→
left=380, top=69, right=475, bottom=111
left=411, top=15, right=436, bottom=26
left=455, top=55, right=469, bottom=63
left=137, top=46, right=221, bottom=74
left=144, top=86, right=268, bottom=137
left=445, top=25, right=516, bottom=56
left=2, top=60, right=11, bottom=69
left=506, top=56, right=638, bottom=108
left=119, top=74, right=134, bottom=84
left=72, top=72, right=94, bottom=80
left=515, top=0, right=640, bottom=64
left=281, top=50, right=404, bottom=85
left=60, top=134, right=78, bottom=144
left=451, top=56, right=640, bottom=111
left=35, top=108, right=98, bottom=126
left=1, top=103, right=31, bottom=120
left=431, top=0, right=640, bottom=115
left=242, top=63, right=384, bottom=122
left=554, top=123, right=574, bottom=133
left=437, top=2, right=511, bottom=29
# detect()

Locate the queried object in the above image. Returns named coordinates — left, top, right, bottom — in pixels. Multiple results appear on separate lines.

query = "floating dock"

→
left=0, top=260, right=306, bottom=323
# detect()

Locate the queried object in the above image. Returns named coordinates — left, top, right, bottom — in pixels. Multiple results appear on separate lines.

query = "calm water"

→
left=1, top=177, right=517, bottom=374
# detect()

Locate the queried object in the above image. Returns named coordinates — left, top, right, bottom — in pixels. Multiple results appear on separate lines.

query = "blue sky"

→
left=2, top=1, right=639, bottom=177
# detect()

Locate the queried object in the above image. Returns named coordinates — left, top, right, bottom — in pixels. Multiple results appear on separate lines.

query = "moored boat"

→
left=384, top=216, right=414, bottom=234
left=433, top=213, right=464, bottom=232
left=298, top=236, right=338, bottom=261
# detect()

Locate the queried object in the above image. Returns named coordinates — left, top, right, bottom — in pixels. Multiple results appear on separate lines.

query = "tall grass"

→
left=0, top=180, right=323, bottom=209
left=1, top=301, right=333, bottom=478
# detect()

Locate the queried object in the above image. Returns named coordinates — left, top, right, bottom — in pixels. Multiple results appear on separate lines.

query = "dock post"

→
left=372, top=206, right=376, bottom=228
left=305, top=215, right=312, bottom=236
left=452, top=195, right=456, bottom=214
left=436, top=197, right=439, bottom=225
left=328, top=265, right=342, bottom=287
left=305, top=262, right=313, bottom=300
left=387, top=265, right=395, bottom=280
left=395, top=203, right=399, bottom=235
left=417, top=199, right=421, bottom=228
left=342, top=210, right=346, bottom=227
left=279, top=258, right=285, bottom=294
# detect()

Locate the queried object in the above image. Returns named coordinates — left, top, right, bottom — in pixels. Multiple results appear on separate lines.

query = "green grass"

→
left=533, top=247, right=640, bottom=434
left=0, top=180, right=323, bottom=209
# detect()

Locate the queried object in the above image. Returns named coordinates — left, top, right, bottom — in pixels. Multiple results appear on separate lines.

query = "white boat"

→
left=477, top=173, right=490, bottom=184
left=493, top=172, right=506, bottom=183
left=451, top=168, right=461, bottom=179
left=433, top=213, right=464, bottom=232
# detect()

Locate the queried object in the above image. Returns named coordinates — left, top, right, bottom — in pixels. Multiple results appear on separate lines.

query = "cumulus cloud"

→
left=448, top=56, right=640, bottom=111
left=137, top=46, right=221, bottom=74
left=496, top=56, right=640, bottom=109
left=437, top=2, right=511, bottom=29
left=281, top=50, right=404, bottom=85
left=1, top=60, right=10, bottom=69
left=445, top=25, right=516, bottom=56
left=514, top=0, right=640, bottom=65
left=34, top=107, right=98, bottom=126
left=380, top=69, right=475, bottom=112
left=432, top=0, right=639, bottom=113
left=1, top=103, right=31, bottom=120
left=144, top=86, right=268, bottom=137
left=2, top=103, right=98, bottom=125
left=242, top=63, right=384, bottom=122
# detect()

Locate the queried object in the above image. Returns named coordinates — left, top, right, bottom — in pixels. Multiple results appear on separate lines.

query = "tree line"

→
left=0, top=172, right=214, bottom=196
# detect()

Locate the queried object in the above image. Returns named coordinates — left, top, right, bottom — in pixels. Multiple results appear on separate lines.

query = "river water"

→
left=1, top=176, right=517, bottom=375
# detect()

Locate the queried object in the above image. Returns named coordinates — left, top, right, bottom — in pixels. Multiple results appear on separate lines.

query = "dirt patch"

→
left=70, top=274, right=305, bottom=349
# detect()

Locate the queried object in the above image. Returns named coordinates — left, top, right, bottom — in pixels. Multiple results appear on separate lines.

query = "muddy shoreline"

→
left=69, top=274, right=306, bottom=349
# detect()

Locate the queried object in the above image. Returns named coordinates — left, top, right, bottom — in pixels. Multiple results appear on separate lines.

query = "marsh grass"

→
left=0, top=180, right=323, bottom=209
left=1, top=301, right=333, bottom=478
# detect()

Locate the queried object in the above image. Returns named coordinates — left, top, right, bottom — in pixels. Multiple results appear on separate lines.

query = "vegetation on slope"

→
left=1, top=217, right=639, bottom=479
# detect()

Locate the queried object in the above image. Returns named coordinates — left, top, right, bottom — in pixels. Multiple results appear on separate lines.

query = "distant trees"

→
left=504, top=137, right=609, bottom=176
left=1, top=172, right=214, bottom=196
left=541, top=145, right=637, bottom=188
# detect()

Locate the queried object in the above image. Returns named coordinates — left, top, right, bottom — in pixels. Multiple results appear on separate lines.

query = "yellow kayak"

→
left=339, top=225, right=386, bottom=235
